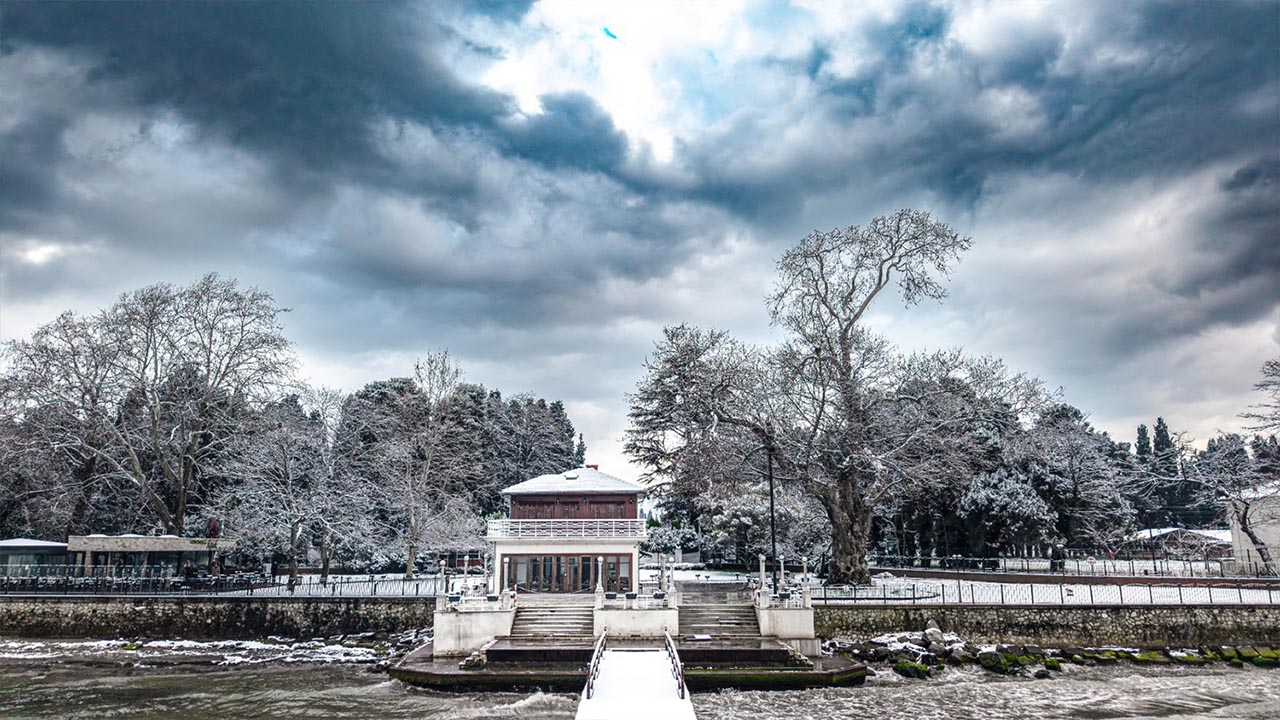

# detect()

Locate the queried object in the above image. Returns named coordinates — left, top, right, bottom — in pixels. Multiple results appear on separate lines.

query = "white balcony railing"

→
left=486, top=518, right=648, bottom=539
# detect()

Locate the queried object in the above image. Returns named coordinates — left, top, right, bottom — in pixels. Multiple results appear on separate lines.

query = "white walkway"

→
left=575, top=649, right=696, bottom=720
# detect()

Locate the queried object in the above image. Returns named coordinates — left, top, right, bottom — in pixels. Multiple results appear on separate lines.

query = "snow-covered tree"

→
left=215, top=395, right=324, bottom=582
left=958, top=468, right=1054, bottom=554
left=1243, top=358, right=1280, bottom=431
left=1186, top=433, right=1278, bottom=576
left=2, top=275, right=295, bottom=535
left=1027, top=405, right=1133, bottom=548
left=627, top=210, right=1046, bottom=583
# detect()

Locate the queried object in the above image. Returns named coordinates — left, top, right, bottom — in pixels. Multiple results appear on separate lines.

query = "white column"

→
left=594, top=555, right=605, bottom=609
left=758, top=554, right=770, bottom=608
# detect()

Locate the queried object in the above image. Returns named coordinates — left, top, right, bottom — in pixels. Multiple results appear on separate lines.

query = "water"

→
left=2, top=641, right=1278, bottom=720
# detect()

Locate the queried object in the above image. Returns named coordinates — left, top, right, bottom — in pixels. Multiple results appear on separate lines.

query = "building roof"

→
left=501, top=467, right=646, bottom=496
left=67, top=534, right=237, bottom=552
left=0, top=538, right=68, bottom=550
left=1125, top=527, right=1233, bottom=544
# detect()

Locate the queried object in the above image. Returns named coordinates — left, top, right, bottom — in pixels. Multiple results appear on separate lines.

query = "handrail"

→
left=584, top=628, right=608, bottom=699
left=663, top=629, right=687, bottom=700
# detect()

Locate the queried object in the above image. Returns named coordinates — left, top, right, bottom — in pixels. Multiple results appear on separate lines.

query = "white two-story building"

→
left=487, top=466, right=647, bottom=594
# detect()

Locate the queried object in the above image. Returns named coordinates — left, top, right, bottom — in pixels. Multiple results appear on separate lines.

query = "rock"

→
left=928, top=641, right=947, bottom=656
left=1237, top=646, right=1259, bottom=660
left=924, top=627, right=945, bottom=645
left=1044, top=658, right=1062, bottom=671
left=1024, top=645, right=1044, bottom=657
left=927, top=619, right=940, bottom=631
left=978, top=650, right=1008, bottom=674
left=1134, top=651, right=1170, bottom=664
left=893, top=661, right=930, bottom=680
left=1034, top=669, right=1052, bottom=679
left=1070, top=654, right=1086, bottom=664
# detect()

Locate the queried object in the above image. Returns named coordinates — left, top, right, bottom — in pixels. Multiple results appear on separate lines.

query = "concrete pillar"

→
left=758, top=554, right=770, bottom=608
left=595, top=555, right=605, bottom=609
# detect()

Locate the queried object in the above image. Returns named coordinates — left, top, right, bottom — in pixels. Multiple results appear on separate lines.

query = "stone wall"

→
left=0, top=596, right=436, bottom=639
left=814, top=604, right=1280, bottom=647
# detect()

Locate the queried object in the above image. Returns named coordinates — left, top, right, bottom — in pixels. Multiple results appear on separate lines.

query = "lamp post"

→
left=766, top=434, right=779, bottom=595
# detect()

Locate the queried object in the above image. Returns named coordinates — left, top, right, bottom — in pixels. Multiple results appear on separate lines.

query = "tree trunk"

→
left=288, top=521, right=300, bottom=584
left=405, top=543, right=417, bottom=580
left=1236, top=503, right=1278, bottom=576
left=825, top=481, right=874, bottom=585
left=319, top=528, right=331, bottom=585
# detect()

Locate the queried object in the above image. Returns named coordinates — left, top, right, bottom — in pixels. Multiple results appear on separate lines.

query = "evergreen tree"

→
left=1136, top=424, right=1151, bottom=461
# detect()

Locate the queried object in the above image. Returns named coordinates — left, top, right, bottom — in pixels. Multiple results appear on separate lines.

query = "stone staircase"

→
left=678, top=604, right=761, bottom=638
left=509, top=605, right=594, bottom=639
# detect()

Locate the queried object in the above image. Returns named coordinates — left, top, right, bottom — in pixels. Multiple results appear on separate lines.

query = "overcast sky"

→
left=2, top=0, right=1277, bottom=480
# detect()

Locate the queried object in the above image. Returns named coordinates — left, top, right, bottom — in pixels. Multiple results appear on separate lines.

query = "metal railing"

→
left=813, top=579, right=1280, bottom=606
left=585, top=629, right=609, bottom=700
left=0, top=572, right=488, bottom=598
left=868, top=554, right=1273, bottom=578
left=0, top=564, right=178, bottom=579
left=486, top=518, right=648, bottom=539
left=664, top=629, right=687, bottom=700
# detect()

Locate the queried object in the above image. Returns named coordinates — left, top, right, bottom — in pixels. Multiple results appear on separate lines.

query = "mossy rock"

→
left=1044, top=658, right=1062, bottom=671
left=1090, top=652, right=1119, bottom=665
left=1251, top=656, right=1278, bottom=669
left=1034, top=669, right=1052, bottom=679
left=1172, top=654, right=1208, bottom=665
left=1016, top=655, right=1036, bottom=666
left=1203, top=650, right=1221, bottom=662
left=1070, top=654, right=1086, bottom=665
left=1237, top=646, right=1260, bottom=660
left=1114, top=651, right=1136, bottom=662
left=1003, top=653, right=1021, bottom=666
left=979, top=654, right=1008, bottom=674
left=1218, top=647, right=1238, bottom=660
left=1257, top=648, right=1278, bottom=661
left=1134, top=651, right=1170, bottom=664
left=1229, top=658, right=1245, bottom=668
left=893, top=661, right=931, bottom=680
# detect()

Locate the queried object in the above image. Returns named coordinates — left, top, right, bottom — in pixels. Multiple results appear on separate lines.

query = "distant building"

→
left=68, top=534, right=237, bottom=574
left=1121, top=527, right=1233, bottom=559
left=0, top=538, right=69, bottom=569
left=487, top=466, right=647, bottom=593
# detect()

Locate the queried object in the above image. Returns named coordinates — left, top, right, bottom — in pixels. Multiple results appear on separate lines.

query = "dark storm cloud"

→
left=0, top=1, right=510, bottom=184
left=502, top=92, right=628, bottom=173
left=689, top=1, right=1278, bottom=220
left=0, top=113, right=69, bottom=232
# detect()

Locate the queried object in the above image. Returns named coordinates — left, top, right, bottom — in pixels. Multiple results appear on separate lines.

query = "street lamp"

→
left=743, top=431, right=781, bottom=595
left=765, top=426, right=779, bottom=595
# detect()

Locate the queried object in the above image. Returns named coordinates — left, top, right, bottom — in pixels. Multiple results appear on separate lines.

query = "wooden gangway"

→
left=575, top=631, right=696, bottom=720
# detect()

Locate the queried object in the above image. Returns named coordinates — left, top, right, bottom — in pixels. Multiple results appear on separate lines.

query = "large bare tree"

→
left=3, top=274, right=294, bottom=535
left=627, top=210, right=1045, bottom=583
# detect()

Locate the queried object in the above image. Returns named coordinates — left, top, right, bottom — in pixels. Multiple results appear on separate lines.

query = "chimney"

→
left=586, top=464, right=599, bottom=470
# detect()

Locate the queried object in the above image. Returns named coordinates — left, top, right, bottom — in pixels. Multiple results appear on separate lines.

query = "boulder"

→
left=1034, top=669, right=1052, bottom=679
left=893, top=661, right=930, bottom=680
left=924, top=627, right=945, bottom=645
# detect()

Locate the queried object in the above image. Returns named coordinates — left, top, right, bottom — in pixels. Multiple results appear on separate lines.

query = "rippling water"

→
left=2, top=645, right=1277, bottom=720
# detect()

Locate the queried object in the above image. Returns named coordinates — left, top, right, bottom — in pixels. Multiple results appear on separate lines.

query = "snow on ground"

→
left=0, top=637, right=386, bottom=665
